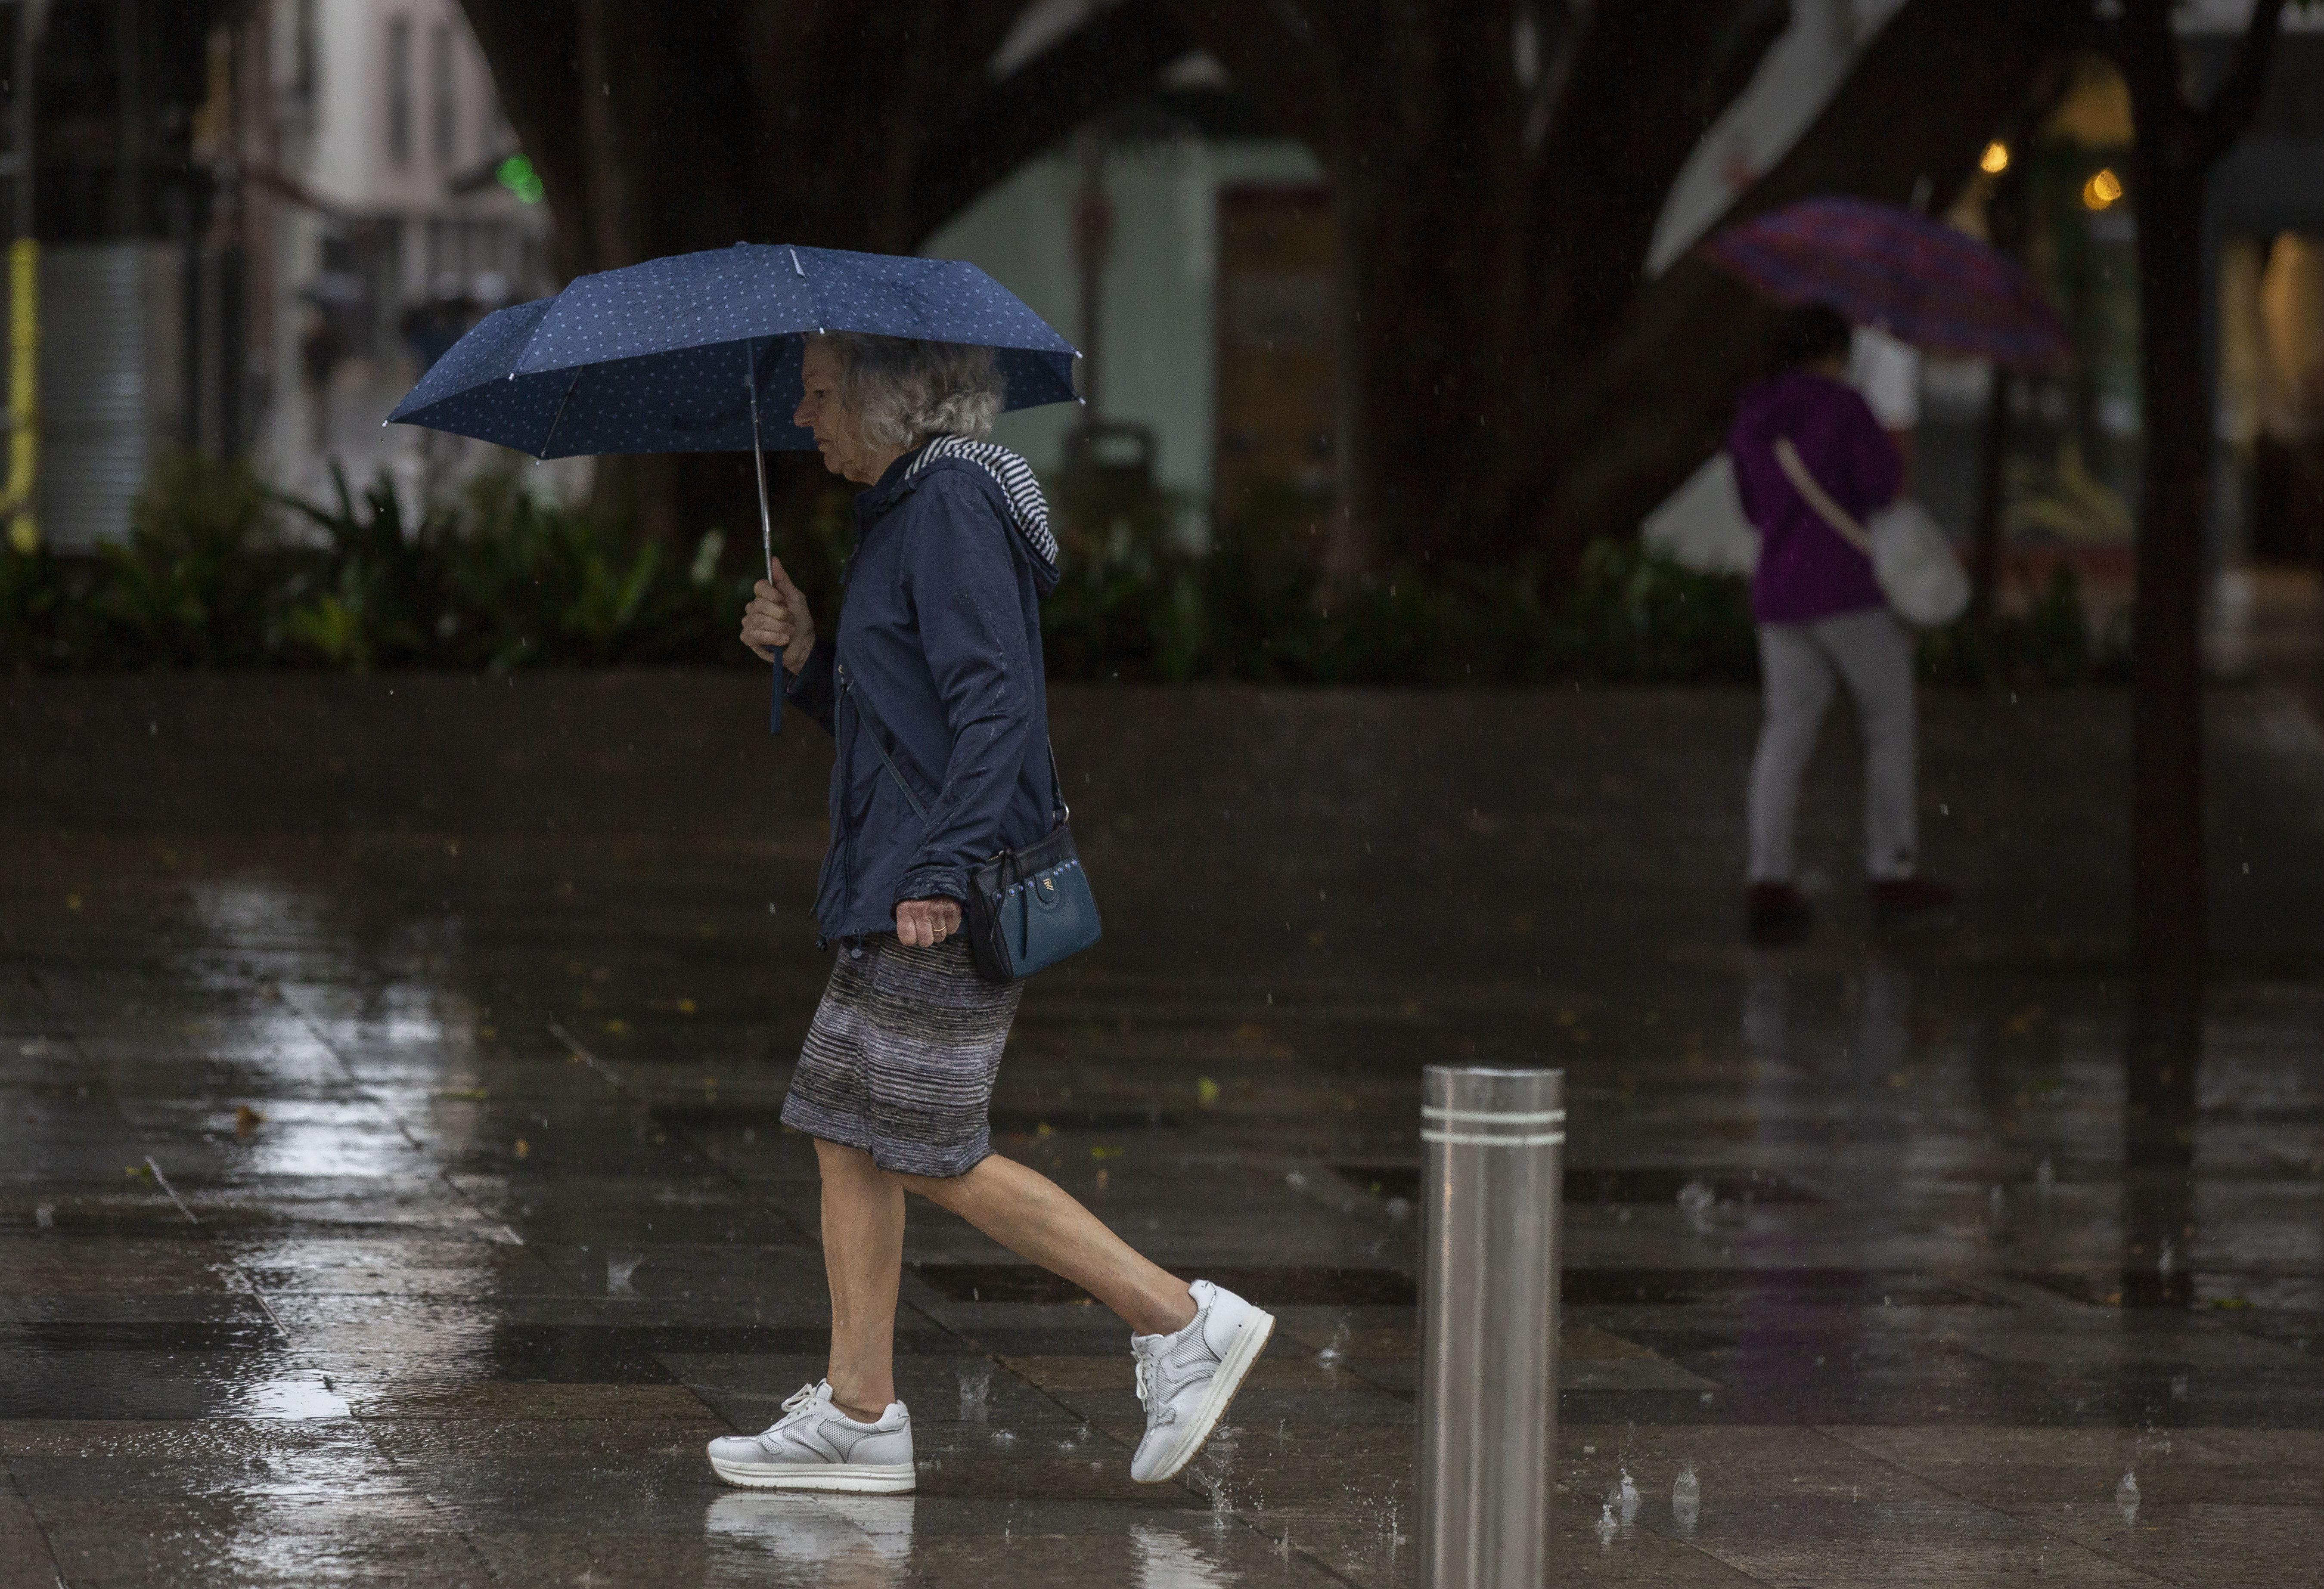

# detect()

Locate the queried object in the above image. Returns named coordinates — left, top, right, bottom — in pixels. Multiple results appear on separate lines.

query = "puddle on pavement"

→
left=1336, top=1164, right=1825, bottom=1205
left=12, top=684, right=2324, bottom=1580
left=705, top=1494, right=915, bottom=1587
left=1132, top=1521, right=1237, bottom=1587
left=912, top=1263, right=1417, bottom=1307
left=958, top=1361, right=991, bottom=1423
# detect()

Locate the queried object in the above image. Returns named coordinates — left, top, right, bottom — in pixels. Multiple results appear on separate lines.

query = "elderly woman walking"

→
left=710, top=332, right=1273, bottom=1493
left=1733, top=303, right=1955, bottom=945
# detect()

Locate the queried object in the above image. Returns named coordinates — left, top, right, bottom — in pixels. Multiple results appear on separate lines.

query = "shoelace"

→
left=1133, top=1348, right=1154, bottom=1409
left=760, top=1381, right=823, bottom=1438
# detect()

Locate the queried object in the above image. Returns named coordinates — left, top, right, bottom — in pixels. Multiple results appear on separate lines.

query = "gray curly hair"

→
left=808, top=331, right=1005, bottom=449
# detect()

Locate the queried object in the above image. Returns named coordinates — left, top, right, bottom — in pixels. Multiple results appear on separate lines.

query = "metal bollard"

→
left=1417, top=1066, right=1565, bottom=1589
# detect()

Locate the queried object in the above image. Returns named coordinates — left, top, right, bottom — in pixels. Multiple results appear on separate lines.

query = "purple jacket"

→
left=1730, top=370, right=1903, bottom=625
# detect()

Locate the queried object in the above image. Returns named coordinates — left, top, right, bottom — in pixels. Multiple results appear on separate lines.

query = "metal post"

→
left=1418, top=1066, right=1564, bottom=1589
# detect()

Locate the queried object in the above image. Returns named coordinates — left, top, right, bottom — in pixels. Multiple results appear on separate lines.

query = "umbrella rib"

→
left=538, top=367, right=583, bottom=460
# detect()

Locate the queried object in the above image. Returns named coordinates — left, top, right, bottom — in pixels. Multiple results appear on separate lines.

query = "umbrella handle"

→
left=747, top=340, right=783, bottom=735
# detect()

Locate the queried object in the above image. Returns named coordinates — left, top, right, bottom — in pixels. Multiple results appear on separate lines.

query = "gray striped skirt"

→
left=779, top=936, right=1024, bottom=1178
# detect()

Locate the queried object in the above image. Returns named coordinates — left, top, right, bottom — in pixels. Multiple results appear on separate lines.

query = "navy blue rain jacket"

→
left=783, top=441, right=1061, bottom=943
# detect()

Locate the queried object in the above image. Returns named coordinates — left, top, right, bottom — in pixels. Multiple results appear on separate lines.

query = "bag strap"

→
left=1772, top=437, right=1875, bottom=558
left=841, top=662, right=1069, bottom=829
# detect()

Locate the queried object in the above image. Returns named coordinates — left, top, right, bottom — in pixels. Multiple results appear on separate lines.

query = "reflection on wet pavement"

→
left=5, top=675, right=2324, bottom=1584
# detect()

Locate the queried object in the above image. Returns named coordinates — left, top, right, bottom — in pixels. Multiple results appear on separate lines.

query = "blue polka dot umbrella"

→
left=388, top=242, right=1080, bottom=727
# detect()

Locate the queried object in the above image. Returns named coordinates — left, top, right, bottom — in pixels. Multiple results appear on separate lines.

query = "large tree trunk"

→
left=1171, top=0, right=2081, bottom=579
left=456, top=0, right=1193, bottom=540
left=2115, top=0, right=2288, bottom=980
left=1173, top=0, right=1795, bottom=578
left=2125, top=153, right=2210, bottom=977
left=1529, top=0, right=2083, bottom=572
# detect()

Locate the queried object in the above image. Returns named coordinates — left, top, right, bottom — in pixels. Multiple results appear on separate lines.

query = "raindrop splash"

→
left=959, top=1363, right=991, bottom=1424
left=2116, top=1470, right=2139, bottom=1525
left=1672, top=1464, right=1700, bottom=1534
left=1617, top=1467, right=1641, bottom=1521
left=1316, top=1318, right=1351, bottom=1369
left=1678, top=1179, right=1715, bottom=1232
left=1130, top=1522, right=1233, bottom=1588
left=1594, top=1504, right=1617, bottom=1547
left=605, top=1254, right=642, bottom=1296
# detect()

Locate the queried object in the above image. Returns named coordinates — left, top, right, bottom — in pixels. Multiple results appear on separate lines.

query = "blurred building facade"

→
left=245, top=0, right=550, bottom=505
left=4, top=0, right=549, bottom=551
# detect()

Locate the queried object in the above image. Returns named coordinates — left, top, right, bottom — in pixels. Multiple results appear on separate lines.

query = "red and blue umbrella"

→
left=1701, top=196, right=2070, bottom=371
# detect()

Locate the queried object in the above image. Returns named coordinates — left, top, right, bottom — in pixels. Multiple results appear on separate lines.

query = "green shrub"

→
left=0, top=458, right=758, bottom=672
left=0, top=451, right=2119, bottom=689
left=1914, top=563, right=2126, bottom=688
left=95, top=452, right=284, bottom=666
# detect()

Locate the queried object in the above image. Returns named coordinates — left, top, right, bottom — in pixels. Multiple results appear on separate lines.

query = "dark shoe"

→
left=1747, top=882, right=1813, bottom=945
left=1871, top=876, right=1956, bottom=915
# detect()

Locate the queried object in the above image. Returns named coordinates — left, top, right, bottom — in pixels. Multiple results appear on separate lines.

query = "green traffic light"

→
left=496, top=155, right=543, bottom=202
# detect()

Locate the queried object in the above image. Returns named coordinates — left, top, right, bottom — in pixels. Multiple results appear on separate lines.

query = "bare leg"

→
left=815, top=1139, right=906, bottom=1421
left=899, top=1153, right=1197, bottom=1337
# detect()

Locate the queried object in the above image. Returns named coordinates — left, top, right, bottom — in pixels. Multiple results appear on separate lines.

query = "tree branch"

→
left=2191, top=0, right=2290, bottom=169
left=1522, top=0, right=1790, bottom=371
left=2113, top=0, right=2189, bottom=136
left=456, top=0, right=590, bottom=278
left=1164, top=0, right=1342, bottom=162
left=1693, top=0, right=1793, bottom=127
left=1531, top=0, right=2083, bottom=560
left=908, top=1, right=1195, bottom=243
left=1521, top=0, right=1595, bottom=156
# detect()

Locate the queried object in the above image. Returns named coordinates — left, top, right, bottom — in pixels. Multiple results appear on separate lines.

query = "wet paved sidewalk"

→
left=5, top=675, right=2324, bottom=1586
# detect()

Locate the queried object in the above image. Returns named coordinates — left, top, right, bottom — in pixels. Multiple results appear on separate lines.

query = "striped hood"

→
left=906, top=437, right=1060, bottom=596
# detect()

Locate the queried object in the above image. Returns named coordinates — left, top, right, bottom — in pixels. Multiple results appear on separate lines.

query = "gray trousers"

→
left=1747, top=606, right=1918, bottom=883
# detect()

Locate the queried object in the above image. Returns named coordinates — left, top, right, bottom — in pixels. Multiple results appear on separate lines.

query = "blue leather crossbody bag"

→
left=842, top=669, right=1101, bottom=984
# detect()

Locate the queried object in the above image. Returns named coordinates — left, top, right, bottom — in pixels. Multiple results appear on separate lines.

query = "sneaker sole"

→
left=1133, top=1306, right=1275, bottom=1484
left=708, top=1456, right=915, bottom=1493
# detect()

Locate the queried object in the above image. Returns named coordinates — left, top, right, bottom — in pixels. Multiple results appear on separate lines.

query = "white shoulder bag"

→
left=1772, top=437, right=1970, bottom=628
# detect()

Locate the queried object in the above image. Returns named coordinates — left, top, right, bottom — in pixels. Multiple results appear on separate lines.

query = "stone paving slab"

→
left=5, top=678, right=2324, bottom=1583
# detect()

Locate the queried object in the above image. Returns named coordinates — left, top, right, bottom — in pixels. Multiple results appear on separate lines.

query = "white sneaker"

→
left=706, top=1381, right=915, bottom=1493
left=1129, top=1280, right=1275, bottom=1483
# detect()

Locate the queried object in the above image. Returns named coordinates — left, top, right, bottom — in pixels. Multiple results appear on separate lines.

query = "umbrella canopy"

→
left=1701, top=196, right=2070, bottom=371
left=388, top=242, right=1079, bottom=736
left=388, top=242, right=1080, bottom=458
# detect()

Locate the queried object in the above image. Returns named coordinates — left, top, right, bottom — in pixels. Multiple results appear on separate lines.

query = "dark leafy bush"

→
left=1914, top=563, right=2129, bottom=688
left=0, top=455, right=757, bottom=672
left=0, top=450, right=2117, bottom=688
left=1030, top=469, right=1765, bottom=685
left=95, top=452, right=285, bottom=666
